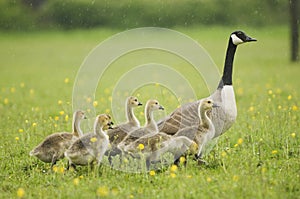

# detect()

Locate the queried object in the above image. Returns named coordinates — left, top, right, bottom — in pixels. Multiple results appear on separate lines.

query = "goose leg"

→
left=50, top=154, right=59, bottom=169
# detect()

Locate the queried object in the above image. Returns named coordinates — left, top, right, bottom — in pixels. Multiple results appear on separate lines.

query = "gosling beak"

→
left=159, top=105, right=164, bottom=110
left=138, top=102, right=143, bottom=106
left=245, top=35, right=257, bottom=42
left=108, top=122, right=114, bottom=129
left=212, top=103, right=219, bottom=108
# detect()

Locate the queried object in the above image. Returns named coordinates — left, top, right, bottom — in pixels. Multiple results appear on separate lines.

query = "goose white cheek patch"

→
left=231, top=34, right=244, bottom=45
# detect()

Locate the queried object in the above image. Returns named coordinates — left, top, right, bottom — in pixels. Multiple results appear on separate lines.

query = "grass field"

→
left=0, top=26, right=299, bottom=198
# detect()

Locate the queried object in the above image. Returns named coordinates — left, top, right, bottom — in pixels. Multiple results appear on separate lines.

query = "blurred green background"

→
left=0, top=0, right=296, bottom=30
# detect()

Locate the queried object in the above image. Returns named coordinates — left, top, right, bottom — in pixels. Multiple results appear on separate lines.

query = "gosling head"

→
left=201, top=99, right=218, bottom=111
left=230, top=31, right=257, bottom=46
left=127, top=96, right=143, bottom=107
left=74, top=110, right=87, bottom=120
left=146, top=99, right=164, bottom=111
left=97, top=114, right=114, bottom=130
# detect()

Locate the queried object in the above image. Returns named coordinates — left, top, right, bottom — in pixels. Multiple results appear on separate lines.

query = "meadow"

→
left=0, top=26, right=299, bottom=198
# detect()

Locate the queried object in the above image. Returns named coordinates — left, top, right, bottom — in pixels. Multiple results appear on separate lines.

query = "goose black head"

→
left=230, top=31, right=257, bottom=45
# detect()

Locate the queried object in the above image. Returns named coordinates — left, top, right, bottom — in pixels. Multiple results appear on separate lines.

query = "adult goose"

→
left=29, top=110, right=86, bottom=168
left=158, top=31, right=256, bottom=139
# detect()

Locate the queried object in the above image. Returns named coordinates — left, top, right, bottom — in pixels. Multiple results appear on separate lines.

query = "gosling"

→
left=29, top=110, right=86, bottom=168
left=64, top=114, right=113, bottom=170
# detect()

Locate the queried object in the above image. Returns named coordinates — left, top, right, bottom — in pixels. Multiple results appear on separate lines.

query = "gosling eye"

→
left=134, top=99, right=137, bottom=102
left=155, top=102, right=158, bottom=105
left=207, top=101, right=211, bottom=104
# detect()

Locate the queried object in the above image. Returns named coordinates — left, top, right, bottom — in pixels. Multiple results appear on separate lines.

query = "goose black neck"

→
left=218, top=39, right=237, bottom=89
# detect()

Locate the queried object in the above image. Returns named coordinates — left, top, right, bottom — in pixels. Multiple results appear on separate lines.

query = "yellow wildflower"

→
left=59, top=166, right=64, bottom=174
left=20, top=82, right=25, bottom=88
left=105, top=109, right=110, bottom=114
left=93, top=101, right=98, bottom=107
left=64, top=78, right=69, bottom=84
left=18, top=129, right=24, bottom=133
left=108, top=96, right=112, bottom=102
left=54, top=116, right=59, bottom=121
left=292, top=105, right=298, bottom=111
left=268, top=90, right=273, bottom=95
left=129, top=194, right=134, bottom=198
left=237, top=138, right=243, bottom=145
left=170, top=165, right=178, bottom=173
left=170, top=173, right=176, bottom=178
left=52, top=165, right=58, bottom=173
left=10, top=87, right=16, bottom=93
left=221, top=151, right=227, bottom=157
left=248, top=106, right=254, bottom=112
left=186, top=175, right=192, bottom=179
left=65, top=114, right=69, bottom=122
left=58, top=100, right=63, bottom=105
left=59, top=111, right=65, bottom=115
left=179, top=156, right=186, bottom=164
left=149, top=170, right=156, bottom=176
left=17, top=188, right=25, bottom=198
left=73, top=178, right=79, bottom=186
left=137, top=143, right=144, bottom=150
left=233, top=175, right=239, bottom=182
left=272, top=150, right=278, bottom=154
left=3, top=98, right=9, bottom=105
left=97, top=186, right=109, bottom=197
left=90, top=137, right=97, bottom=143
left=234, top=144, right=238, bottom=147
left=278, top=105, right=282, bottom=110
left=32, top=123, right=37, bottom=127
left=155, top=83, right=160, bottom=87
left=206, top=177, right=212, bottom=182
left=15, top=137, right=20, bottom=141
left=29, top=89, right=34, bottom=95
left=287, top=95, right=292, bottom=100
left=291, top=133, right=296, bottom=138
left=261, top=167, right=267, bottom=173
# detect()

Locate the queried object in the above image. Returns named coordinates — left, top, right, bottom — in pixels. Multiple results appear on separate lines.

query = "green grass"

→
left=0, top=26, right=299, bottom=198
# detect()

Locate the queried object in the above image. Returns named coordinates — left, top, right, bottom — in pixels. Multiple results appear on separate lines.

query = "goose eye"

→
left=155, top=102, right=158, bottom=105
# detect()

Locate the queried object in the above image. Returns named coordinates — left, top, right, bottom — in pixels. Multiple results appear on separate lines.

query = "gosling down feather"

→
left=29, top=110, right=86, bottom=168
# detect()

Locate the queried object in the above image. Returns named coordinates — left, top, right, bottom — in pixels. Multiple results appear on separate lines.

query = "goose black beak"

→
left=159, top=106, right=164, bottom=110
left=245, top=35, right=257, bottom=42
left=138, top=102, right=143, bottom=106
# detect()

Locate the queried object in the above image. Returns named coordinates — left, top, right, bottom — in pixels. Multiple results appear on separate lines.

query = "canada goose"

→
left=64, top=114, right=113, bottom=169
left=118, top=99, right=164, bottom=150
left=174, top=99, right=217, bottom=159
left=29, top=110, right=86, bottom=168
left=158, top=31, right=257, bottom=139
left=107, top=96, right=142, bottom=145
